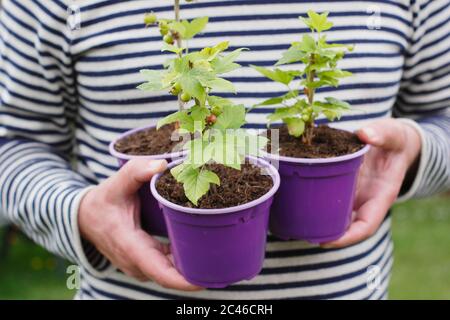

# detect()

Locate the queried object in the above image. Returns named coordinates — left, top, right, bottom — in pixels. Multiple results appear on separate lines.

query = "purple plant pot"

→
left=264, top=144, right=370, bottom=243
left=150, top=157, right=281, bottom=288
left=109, top=125, right=186, bottom=237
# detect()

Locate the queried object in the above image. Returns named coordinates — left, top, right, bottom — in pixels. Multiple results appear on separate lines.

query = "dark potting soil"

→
left=267, top=124, right=364, bottom=158
left=156, top=163, right=274, bottom=209
left=114, top=124, right=184, bottom=156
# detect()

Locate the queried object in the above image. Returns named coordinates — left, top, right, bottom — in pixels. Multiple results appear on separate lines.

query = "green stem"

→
left=174, top=0, right=184, bottom=111
left=302, top=53, right=316, bottom=145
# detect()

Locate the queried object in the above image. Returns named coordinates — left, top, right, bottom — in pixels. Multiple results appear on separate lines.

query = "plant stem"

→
left=174, top=0, right=184, bottom=111
left=174, top=0, right=182, bottom=50
left=302, top=53, right=316, bottom=145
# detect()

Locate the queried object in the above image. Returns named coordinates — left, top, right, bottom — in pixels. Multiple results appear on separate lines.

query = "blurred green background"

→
left=0, top=195, right=449, bottom=300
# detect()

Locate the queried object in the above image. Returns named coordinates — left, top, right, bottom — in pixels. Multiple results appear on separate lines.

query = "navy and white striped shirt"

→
left=0, top=0, right=449, bottom=300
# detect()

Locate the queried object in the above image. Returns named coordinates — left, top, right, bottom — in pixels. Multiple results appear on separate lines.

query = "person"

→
left=0, top=0, right=448, bottom=300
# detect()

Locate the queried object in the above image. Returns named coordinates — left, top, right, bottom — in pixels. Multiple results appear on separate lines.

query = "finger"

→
left=357, top=119, right=406, bottom=151
left=101, top=250, right=149, bottom=282
left=120, top=267, right=149, bottom=282
left=130, top=232, right=203, bottom=291
left=108, top=159, right=167, bottom=198
left=321, top=191, right=392, bottom=248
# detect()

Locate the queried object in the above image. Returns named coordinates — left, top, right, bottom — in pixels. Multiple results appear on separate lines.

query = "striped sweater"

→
left=0, top=0, right=449, bottom=300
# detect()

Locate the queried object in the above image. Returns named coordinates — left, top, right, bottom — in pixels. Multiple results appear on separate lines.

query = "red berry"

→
left=206, top=114, right=217, bottom=124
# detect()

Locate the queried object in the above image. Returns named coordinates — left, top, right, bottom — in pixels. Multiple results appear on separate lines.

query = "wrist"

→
left=78, top=186, right=98, bottom=244
left=399, top=119, right=422, bottom=168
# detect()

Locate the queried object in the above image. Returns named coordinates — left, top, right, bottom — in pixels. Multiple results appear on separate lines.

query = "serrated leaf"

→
left=324, top=97, right=351, bottom=109
left=175, top=165, right=219, bottom=205
left=211, top=48, right=246, bottom=74
left=161, top=43, right=184, bottom=55
left=256, top=96, right=284, bottom=107
left=267, top=106, right=300, bottom=123
left=178, top=75, right=206, bottom=102
left=284, top=117, right=305, bottom=137
left=190, top=105, right=210, bottom=121
left=235, top=131, right=268, bottom=158
left=156, top=111, right=188, bottom=129
left=318, top=69, right=352, bottom=79
left=301, top=10, right=333, bottom=33
left=276, top=43, right=307, bottom=65
left=251, top=65, right=297, bottom=85
left=170, top=163, right=190, bottom=180
left=318, top=36, right=354, bottom=51
left=196, top=41, right=229, bottom=63
left=169, top=21, right=186, bottom=37
left=182, top=17, right=209, bottom=40
left=209, top=131, right=242, bottom=170
left=213, top=104, right=246, bottom=130
left=255, top=90, right=299, bottom=107
left=137, top=69, right=166, bottom=91
left=207, top=78, right=236, bottom=93
left=207, top=95, right=233, bottom=108
left=186, top=137, right=212, bottom=168
left=299, top=34, right=316, bottom=52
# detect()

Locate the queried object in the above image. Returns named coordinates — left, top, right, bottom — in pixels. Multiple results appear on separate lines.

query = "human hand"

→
left=321, top=118, right=421, bottom=248
left=78, top=158, right=201, bottom=291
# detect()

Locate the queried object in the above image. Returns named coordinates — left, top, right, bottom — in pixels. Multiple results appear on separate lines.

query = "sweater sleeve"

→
left=0, top=0, right=111, bottom=276
left=394, top=0, right=450, bottom=201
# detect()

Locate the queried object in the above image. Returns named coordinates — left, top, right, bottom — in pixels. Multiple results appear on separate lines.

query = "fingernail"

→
left=149, top=160, right=166, bottom=171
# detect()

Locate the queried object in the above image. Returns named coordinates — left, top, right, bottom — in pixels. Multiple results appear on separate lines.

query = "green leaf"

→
left=186, top=137, right=212, bottom=168
left=209, top=131, right=242, bottom=170
left=299, top=34, right=316, bottom=52
left=211, top=48, right=246, bottom=74
left=137, top=69, right=166, bottom=91
left=213, top=104, right=246, bottom=130
left=206, top=78, right=236, bottom=93
left=301, top=10, right=333, bottom=33
left=207, top=95, right=233, bottom=108
left=267, top=106, right=301, bottom=123
left=194, top=41, right=230, bottom=63
left=170, top=163, right=190, bottom=180
left=313, top=98, right=350, bottom=121
left=190, top=105, right=210, bottom=121
left=235, top=131, right=268, bottom=158
left=284, top=118, right=305, bottom=137
left=168, top=21, right=186, bottom=37
left=178, top=75, right=206, bottom=102
left=255, top=90, right=299, bottom=107
left=256, top=96, right=284, bottom=107
left=251, top=65, right=298, bottom=85
left=182, top=17, right=209, bottom=40
left=324, top=97, right=351, bottom=109
left=318, top=36, right=354, bottom=51
left=189, top=105, right=209, bottom=131
left=156, top=111, right=188, bottom=129
left=161, top=43, right=184, bottom=55
left=318, top=69, right=352, bottom=79
left=276, top=43, right=307, bottom=65
left=174, top=165, right=220, bottom=206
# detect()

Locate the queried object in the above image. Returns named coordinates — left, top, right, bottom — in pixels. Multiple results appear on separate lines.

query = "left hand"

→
left=321, top=118, right=421, bottom=248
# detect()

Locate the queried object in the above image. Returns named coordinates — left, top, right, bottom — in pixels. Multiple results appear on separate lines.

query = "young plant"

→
left=139, top=1, right=267, bottom=205
left=251, top=10, right=354, bottom=145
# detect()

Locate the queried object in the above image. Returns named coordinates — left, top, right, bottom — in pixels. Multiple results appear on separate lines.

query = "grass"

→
left=0, top=195, right=449, bottom=300
left=389, top=195, right=450, bottom=299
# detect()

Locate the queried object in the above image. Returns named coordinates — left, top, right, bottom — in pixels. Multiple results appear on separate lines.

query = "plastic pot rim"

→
left=108, top=124, right=187, bottom=161
left=150, top=156, right=281, bottom=215
left=263, top=144, right=370, bottom=164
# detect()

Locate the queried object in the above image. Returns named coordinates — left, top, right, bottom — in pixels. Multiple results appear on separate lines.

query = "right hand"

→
left=78, top=158, right=201, bottom=291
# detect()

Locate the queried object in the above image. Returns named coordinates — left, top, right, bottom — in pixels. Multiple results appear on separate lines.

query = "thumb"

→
left=357, top=119, right=406, bottom=151
left=108, top=159, right=167, bottom=198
